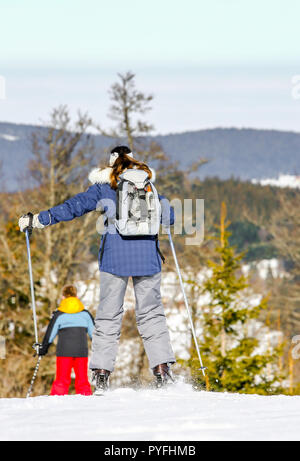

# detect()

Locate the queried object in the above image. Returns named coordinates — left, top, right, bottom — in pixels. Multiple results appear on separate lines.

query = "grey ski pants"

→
left=89, top=271, right=175, bottom=372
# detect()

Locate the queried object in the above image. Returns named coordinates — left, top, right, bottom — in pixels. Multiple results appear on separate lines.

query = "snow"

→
left=0, top=134, right=19, bottom=141
left=242, top=258, right=287, bottom=279
left=0, top=383, right=300, bottom=441
left=252, top=174, right=300, bottom=189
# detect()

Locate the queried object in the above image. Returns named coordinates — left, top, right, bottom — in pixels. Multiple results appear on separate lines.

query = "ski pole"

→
left=167, top=230, right=206, bottom=376
left=25, top=215, right=41, bottom=397
left=25, top=221, right=39, bottom=351
left=26, top=356, right=42, bottom=398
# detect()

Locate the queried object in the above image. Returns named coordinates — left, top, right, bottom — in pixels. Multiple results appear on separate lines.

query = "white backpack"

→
left=115, top=169, right=161, bottom=236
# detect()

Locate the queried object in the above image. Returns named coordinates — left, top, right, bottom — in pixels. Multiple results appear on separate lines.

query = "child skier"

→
left=38, top=285, right=95, bottom=396
left=19, top=146, right=176, bottom=395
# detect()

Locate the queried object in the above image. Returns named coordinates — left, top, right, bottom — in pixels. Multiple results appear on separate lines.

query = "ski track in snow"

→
left=1, top=383, right=300, bottom=441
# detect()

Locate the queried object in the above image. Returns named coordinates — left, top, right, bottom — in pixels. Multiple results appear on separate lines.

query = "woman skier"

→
left=19, top=145, right=176, bottom=395
left=38, top=285, right=94, bottom=396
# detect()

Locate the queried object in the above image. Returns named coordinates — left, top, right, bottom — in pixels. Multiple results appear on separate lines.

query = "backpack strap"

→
left=99, top=233, right=107, bottom=265
left=99, top=216, right=112, bottom=265
left=155, top=235, right=165, bottom=264
left=116, top=180, right=123, bottom=221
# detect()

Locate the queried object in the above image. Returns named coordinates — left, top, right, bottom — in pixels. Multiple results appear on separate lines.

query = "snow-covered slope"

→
left=1, top=383, right=300, bottom=441
left=252, top=174, right=300, bottom=189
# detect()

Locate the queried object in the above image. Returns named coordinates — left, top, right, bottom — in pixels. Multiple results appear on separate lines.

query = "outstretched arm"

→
left=39, top=184, right=102, bottom=226
left=19, top=184, right=102, bottom=231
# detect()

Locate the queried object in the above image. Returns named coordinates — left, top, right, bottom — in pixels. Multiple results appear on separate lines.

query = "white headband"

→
left=109, top=151, right=133, bottom=166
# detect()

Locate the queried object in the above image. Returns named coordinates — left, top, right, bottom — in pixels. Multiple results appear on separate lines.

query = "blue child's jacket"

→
left=41, top=297, right=94, bottom=357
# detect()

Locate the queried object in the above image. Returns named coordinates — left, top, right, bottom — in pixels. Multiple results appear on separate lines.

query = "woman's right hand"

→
left=18, top=213, right=45, bottom=232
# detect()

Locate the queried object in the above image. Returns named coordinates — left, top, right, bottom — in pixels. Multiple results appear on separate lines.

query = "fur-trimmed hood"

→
left=88, top=167, right=156, bottom=185
left=88, top=167, right=113, bottom=185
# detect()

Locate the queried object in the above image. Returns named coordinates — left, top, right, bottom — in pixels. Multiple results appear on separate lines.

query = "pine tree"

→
left=186, top=203, right=284, bottom=395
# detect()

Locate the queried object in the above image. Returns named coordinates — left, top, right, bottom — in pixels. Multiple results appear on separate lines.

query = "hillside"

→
left=156, top=128, right=300, bottom=180
left=0, top=122, right=300, bottom=191
left=1, top=383, right=300, bottom=441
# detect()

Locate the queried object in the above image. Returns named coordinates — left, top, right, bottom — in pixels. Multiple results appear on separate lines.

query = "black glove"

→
left=38, top=344, right=49, bottom=357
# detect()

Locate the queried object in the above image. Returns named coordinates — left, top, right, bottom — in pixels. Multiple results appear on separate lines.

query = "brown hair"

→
left=62, top=285, right=77, bottom=298
left=110, top=154, right=152, bottom=190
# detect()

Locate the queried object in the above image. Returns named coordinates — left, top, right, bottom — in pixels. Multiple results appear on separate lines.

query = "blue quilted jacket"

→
left=38, top=168, right=174, bottom=277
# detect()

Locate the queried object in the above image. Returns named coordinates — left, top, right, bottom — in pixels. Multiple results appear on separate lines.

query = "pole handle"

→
left=25, top=212, right=34, bottom=238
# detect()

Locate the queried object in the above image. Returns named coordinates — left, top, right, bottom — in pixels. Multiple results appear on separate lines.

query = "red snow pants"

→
left=50, top=357, right=92, bottom=396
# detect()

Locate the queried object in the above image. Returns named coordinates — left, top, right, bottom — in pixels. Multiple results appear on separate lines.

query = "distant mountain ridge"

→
left=0, top=122, right=299, bottom=191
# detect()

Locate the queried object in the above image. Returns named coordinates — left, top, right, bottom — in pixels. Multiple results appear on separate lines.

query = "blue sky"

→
left=1, top=0, right=300, bottom=133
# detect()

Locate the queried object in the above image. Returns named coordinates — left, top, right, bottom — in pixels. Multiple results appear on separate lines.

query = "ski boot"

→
left=153, top=363, right=174, bottom=388
left=92, top=369, right=110, bottom=396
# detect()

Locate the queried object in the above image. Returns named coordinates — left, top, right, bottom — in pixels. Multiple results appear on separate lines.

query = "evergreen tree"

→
left=186, top=203, right=284, bottom=395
